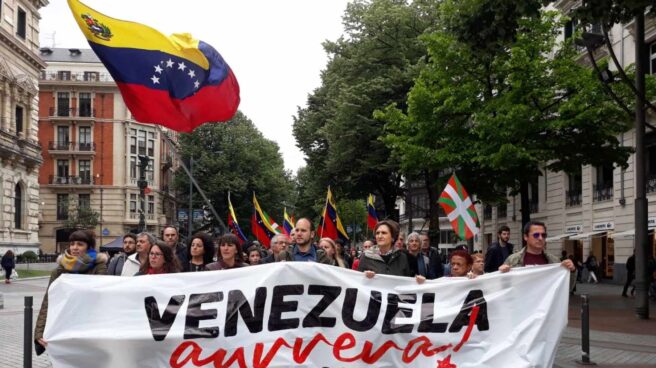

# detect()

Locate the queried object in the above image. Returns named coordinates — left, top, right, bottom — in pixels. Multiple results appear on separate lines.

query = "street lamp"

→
left=137, top=155, right=150, bottom=233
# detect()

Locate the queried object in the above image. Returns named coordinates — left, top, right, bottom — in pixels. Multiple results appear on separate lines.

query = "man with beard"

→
left=107, top=234, right=137, bottom=275
left=121, top=232, right=155, bottom=276
left=290, top=218, right=330, bottom=264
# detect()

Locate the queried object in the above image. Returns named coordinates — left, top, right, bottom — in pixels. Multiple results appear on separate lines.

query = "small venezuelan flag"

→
left=67, top=0, right=240, bottom=132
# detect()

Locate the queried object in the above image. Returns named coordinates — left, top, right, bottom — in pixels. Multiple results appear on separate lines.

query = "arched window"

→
left=14, top=183, right=22, bottom=229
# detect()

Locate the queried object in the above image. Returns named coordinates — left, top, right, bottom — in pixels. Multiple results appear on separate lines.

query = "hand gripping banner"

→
left=44, top=263, right=569, bottom=367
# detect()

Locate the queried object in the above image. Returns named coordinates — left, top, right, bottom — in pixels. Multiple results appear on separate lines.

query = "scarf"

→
left=60, top=249, right=97, bottom=273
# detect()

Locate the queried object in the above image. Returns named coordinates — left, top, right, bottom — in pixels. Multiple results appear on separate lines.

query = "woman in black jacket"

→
left=1, top=250, right=15, bottom=284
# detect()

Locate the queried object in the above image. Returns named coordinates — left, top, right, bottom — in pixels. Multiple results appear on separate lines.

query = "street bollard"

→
left=576, top=294, right=595, bottom=366
left=0, top=292, right=4, bottom=309
left=24, top=296, right=32, bottom=368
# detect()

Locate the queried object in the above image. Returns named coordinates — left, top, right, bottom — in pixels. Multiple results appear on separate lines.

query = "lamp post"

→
left=137, top=155, right=150, bottom=233
left=96, top=173, right=103, bottom=246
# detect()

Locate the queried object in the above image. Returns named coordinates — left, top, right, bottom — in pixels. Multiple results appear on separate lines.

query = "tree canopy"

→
left=173, top=112, right=295, bottom=236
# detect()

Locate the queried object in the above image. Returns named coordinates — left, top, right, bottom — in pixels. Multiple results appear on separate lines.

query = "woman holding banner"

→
left=358, top=220, right=424, bottom=283
left=206, top=234, right=248, bottom=270
left=34, top=230, right=108, bottom=355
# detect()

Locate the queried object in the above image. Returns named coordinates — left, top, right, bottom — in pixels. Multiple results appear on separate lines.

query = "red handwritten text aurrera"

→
left=169, top=306, right=479, bottom=368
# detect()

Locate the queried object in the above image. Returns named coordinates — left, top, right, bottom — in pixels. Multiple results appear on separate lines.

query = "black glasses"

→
left=149, top=252, right=164, bottom=257
left=531, top=232, right=547, bottom=239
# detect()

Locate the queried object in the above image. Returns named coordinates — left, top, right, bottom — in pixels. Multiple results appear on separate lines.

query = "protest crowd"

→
left=32, top=218, right=582, bottom=356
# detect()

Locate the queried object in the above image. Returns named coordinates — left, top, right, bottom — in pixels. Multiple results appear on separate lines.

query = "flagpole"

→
left=319, top=186, right=330, bottom=239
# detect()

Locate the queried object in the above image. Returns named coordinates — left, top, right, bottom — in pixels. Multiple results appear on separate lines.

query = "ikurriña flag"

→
left=318, top=187, right=349, bottom=242
left=282, top=208, right=295, bottom=236
left=367, top=194, right=379, bottom=231
left=227, top=193, right=247, bottom=245
left=438, top=174, right=480, bottom=240
left=251, top=193, right=281, bottom=248
left=67, top=0, right=240, bottom=132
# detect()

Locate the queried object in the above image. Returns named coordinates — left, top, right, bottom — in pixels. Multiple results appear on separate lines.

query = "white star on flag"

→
left=194, top=80, right=200, bottom=89
left=188, top=70, right=195, bottom=78
left=178, top=62, right=186, bottom=71
left=150, top=75, right=160, bottom=84
left=154, top=65, right=163, bottom=74
left=165, top=59, right=174, bottom=68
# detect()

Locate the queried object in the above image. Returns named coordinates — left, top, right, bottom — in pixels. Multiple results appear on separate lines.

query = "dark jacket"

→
left=1, top=253, right=15, bottom=270
left=289, top=244, right=332, bottom=264
left=205, top=259, right=247, bottom=270
left=175, top=243, right=188, bottom=266
left=425, top=247, right=444, bottom=279
left=35, top=252, right=108, bottom=355
left=357, top=249, right=413, bottom=277
left=107, top=252, right=131, bottom=276
left=484, top=241, right=514, bottom=273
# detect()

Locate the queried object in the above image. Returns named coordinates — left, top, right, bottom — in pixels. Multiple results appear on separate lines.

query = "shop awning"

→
left=608, top=228, right=654, bottom=239
left=545, top=233, right=573, bottom=242
left=569, top=231, right=607, bottom=240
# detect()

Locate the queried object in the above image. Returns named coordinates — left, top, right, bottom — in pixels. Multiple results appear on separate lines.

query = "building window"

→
left=57, top=194, right=69, bottom=220
left=529, top=176, right=539, bottom=213
left=130, top=194, right=137, bottom=213
left=78, top=194, right=90, bottom=209
left=78, top=92, right=92, bottom=117
left=57, top=92, right=70, bottom=116
left=79, top=160, right=91, bottom=184
left=483, top=204, right=493, bottom=220
left=148, top=195, right=155, bottom=214
left=14, top=183, right=22, bottom=229
left=16, top=7, right=26, bottom=39
left=566, top=170, right=582, bottom=207
left=83, top=71, right=98, bottom=81
left=439, top=230, right=455, bottom=244
left=15, top=105, right=24, bottom=135
left=56, top=159, right=69, bottom=178
left=79, top=126, right=92, bottom=150
left=130, top=136, right=137, bottom=154
left=593, top=164, right=614, bottom=202
left=564, top=19, right=578, bottom=40
left=57, top=71, right=71, bottom=81
left=130, top=156, right=137, bottom=179
left=56, top=126, right=70, bottom=150
left=497, top=202, right=507, bottom=219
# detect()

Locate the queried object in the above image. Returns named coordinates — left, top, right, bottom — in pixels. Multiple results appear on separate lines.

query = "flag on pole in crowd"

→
left=282, top=208, right=295, bottom=236
left=367, top=194, right=379, bottom=231
left=67, top=0, right=240, bottom=133
left=251, top=193, right=281, bottom=248
left=438, top=174, right=480, bottom=240
left=227, top=192, right=247, bottom=245
left=318, top=187, right=349, bottom=241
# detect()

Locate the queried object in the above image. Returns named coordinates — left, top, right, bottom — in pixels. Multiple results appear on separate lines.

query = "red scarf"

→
left=146, top=267, right=165, bottom=275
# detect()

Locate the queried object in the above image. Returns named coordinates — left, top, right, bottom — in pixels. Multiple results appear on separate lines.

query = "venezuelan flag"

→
left=367, top=194, right=379, bottom=231
left=227, top=193, right=247, bottom=245
left=318, top=187, right=349, bottom=242
left=282, top=208, right=295, bottom=236
left=251, top=193, right=281, bottom=248
left=67, top=0, right=240, bottom=132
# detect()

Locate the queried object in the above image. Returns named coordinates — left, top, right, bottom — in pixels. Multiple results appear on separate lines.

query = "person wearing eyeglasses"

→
left=499, top=221, right=575, bottom=285
left=137, top=241, right=181, bottom=275
left=261, top=234, right=292, bottom=263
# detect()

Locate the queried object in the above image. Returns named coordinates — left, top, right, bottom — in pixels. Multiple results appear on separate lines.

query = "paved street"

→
left=0, top=274, right=655, bottom=367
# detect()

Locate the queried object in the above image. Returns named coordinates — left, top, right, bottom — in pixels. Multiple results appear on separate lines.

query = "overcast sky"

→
left=39, top=0, right=351, bottom=173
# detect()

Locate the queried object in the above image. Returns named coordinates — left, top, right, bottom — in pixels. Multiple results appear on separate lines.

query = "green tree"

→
left=63, top=199, right=100, bottom=230
left=173, top=112, right=295, bottom=236
left=380, top=7, right=633, bottom=237
left=293, top=0, right=440, bottom=218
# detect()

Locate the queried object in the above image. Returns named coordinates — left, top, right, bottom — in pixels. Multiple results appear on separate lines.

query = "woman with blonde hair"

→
left=319, top=238, right=347, bottom=268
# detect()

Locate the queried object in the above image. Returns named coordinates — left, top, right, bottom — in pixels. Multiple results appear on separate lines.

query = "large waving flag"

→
left=251, top=193, right=281, bottom=248
left=67, top=0, right=240, bottom=132
left=367, top=194, right=379, bottom=231
left=318, top=188, right=349, bottom=242
left=227, top=193, right=247, bottom=245
left=282, top=208, right=295, bottom=236
left=438, top=174, right=480, bottom=240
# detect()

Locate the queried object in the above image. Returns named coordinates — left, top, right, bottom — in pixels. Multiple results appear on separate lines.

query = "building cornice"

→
left=0, top=28, right=47, bottom=70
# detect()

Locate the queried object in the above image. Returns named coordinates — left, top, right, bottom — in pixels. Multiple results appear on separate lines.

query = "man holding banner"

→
left=500, top=221, right=576, bottom=290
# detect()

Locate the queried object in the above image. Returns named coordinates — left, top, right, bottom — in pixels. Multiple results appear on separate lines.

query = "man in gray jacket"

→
left=121, top=232, right=155, bottom=276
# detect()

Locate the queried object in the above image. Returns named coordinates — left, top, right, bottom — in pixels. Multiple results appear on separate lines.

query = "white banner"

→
left=44, top=262, right=569, bottom=367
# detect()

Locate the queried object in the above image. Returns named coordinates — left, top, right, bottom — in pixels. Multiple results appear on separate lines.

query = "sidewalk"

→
left=554, top=281, right=656, bottom=367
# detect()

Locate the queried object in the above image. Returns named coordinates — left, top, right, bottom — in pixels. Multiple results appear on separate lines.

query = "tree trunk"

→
left=519, top=179, right=531, bottom=246
left=425, top=170, right=441, bottom=248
